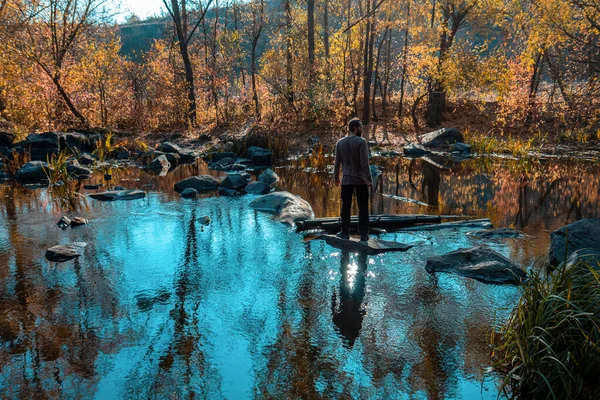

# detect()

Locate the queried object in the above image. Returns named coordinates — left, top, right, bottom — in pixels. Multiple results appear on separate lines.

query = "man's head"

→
left=348, top=118, right=363, bottom=136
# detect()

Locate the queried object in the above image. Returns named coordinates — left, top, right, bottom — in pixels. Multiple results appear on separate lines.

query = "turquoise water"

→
left=3, top=157, right=595, bottom=399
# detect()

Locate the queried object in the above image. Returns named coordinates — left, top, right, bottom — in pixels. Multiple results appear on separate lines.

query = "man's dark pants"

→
left=341, top=184, right=369, bottom=236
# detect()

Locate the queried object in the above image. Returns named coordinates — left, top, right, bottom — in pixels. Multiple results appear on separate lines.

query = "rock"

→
left=157, top=141, right=183, bottom=154
left=403, top=143, right=431, bottom=157
left=66, top=164, right=92, bottom=179
left=220, top=173, right=248, bottom=191
left=205, top=151, right=237, bottom=162
left=380, top=151, right=401, bottom=157
left=104, top=173, right=112, bottom=181
left=467, top=228, right=526, bottom=240
left=89, top=190, right=146, bottom=201
left=450, top=142, right=472, bottom=153
left=249, top=191, right=315, bottom=225
left=258, top=168, right=279, bottom=185
left=113, top=186, right=125, bottom=190
left=78, top=153, right=95, bottom=165
left=549, top=219, right=600, bottom=266
left=149, top=155, right=170, bottom=170
left=15, top=161, right=49, bottom=182
left=218, top=187, right=242, bottom=197
left=0, top=131, right=14, bottom=147
left=318, top=235, right=413, bottom=255
left=157, top=142, right=195, bottom=162
left=245, top=181, right=271, bottom=195
left=180, top=188, right=198, bottom=198
left=0, top=171, right=8, bottom=181
left=17, top=132, right=99, bottom=161
left=70, top=217, right=88, bottom=227
left=84, top=184, right=103, bottom=190
left=565, top=249, right=600, bottom=270
left=425, top=246, right=526, bottom=284
left=245, top=146, right=272, bottom=166
left=112, top=147, right=130, bottom=160
left=226, top=164, right=246, bottom=171
left=236, top=158, right=254, bottom=167
left=174, top=175, right=221, bottom=193
left=419, top=127, right=464, bottom=148
left=199, top=216, right=210, bottom=225
left=45, top=243, right=86, bottom=263
left=163, top=152, right=180, bottom=165
left=199, top=133, right=211, bottom=141
left=57, top=216, right=71, bottom=229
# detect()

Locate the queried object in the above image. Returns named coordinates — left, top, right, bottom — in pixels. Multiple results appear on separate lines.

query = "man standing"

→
left=334, top=118, right=373, bottom=241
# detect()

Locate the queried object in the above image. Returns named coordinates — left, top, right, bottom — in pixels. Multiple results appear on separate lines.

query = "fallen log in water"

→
left=296, top=214, right=485, bottom=233
left=296, top=214, right=443, bottom=233
left=395, top=218, right=492, bottom=231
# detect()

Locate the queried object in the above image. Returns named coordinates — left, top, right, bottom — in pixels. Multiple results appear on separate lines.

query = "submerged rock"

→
left=174, top=175, right=221, bottom=192
left=84, top=184, right=103, bottom=190
left=15, top=161, right=49, bottom=182
left=45, top=243, right=86, bottom=262
left=245, top=146, right=272, bottom=166
left=419, top=127, right=464, bottom=148
left=249, top=191, right=314, bottom=225
left=218, top=187, right=242, bottom=197
left=318, top=235, right=413, bottom=255
left=425, top=246, right=526, bottom=284
left=258, top=168, right=279, bottom=184
left=403, top=143, right=431, bottom=157
left=549, top=218, right=600, bottom=266
left=70, top=217, right=88, bottom=227
left=220, top=173, right=248, bottom=191
left=467, top=228, right=526, bottom=240
left=180, top=188, right=198, bottom=198
left=245, top=181, right=271, bottom=195
left=89, top=190, right=146, bottom=201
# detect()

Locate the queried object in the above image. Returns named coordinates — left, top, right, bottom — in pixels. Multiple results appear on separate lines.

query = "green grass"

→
left=493, top=257, right=600, bottom=399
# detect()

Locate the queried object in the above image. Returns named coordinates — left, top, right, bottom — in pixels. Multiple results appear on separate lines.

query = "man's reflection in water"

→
left=409, top=159, right=441, bottom=207
left=332, top=250, right=368, bottom=348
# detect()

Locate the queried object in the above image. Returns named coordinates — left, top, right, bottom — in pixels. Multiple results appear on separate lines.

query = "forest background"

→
left=0, top=0, right=598, bottom=148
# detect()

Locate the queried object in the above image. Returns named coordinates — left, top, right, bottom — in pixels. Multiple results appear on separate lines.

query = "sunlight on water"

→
left=1, top=157, right=599, bottom=399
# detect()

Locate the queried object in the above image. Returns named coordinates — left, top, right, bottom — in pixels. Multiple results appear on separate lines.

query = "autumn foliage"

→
left=0, top=0, right=598, bottom=139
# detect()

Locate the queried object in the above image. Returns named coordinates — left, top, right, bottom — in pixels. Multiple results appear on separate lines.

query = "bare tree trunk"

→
left=51, top=74, right=87, bottom=126
left=398, top=0, right=411, bottom=118
left=362, top=0, right=375, bottom=125
left=308, top=0, right=315, bottom=86
left=251, top=37, right=261, bottom=121
left=285, top=0, right=294, bottom=107
left=525, top=51, right=544, bottom=126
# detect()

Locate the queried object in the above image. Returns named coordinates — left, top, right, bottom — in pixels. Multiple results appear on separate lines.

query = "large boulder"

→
left=258, top=168, right=279, bottom=184
left=19, top=132, right=99, bottom=160
left=249, top=191, right=314, bottom=225
left=419, top=127, right=464, bottom=148
left=205, top=151, right=237, bottom=162
left=220, top=173, right=248, bottom=191
left=245, top=146, right=272, bottom=166
left=425, top=246, right=526, bottom=284
left=174, top=175, right=221, bottom=193
left=15, top=161, right=49, bottom=182
left=245, top=181, right=271, bottom=195
left=163, top=152, right=180, bottom=165
left=549, top=219, right=600, bottom=266
left=89, top=190, right=146, bottom=201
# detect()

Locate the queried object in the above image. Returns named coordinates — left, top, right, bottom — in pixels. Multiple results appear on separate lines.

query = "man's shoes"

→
left=336, top=231, right=350, bottom=240
left=360, top=234, right=369, bottom=242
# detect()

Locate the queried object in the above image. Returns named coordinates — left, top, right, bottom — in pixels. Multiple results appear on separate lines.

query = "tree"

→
left=7, top=0, right=112, bottom=126
left=161, top=0, right=213, bottom=127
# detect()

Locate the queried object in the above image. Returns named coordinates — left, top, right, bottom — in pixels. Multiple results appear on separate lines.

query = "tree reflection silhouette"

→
left=332, top=250, right=368, bottom=348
